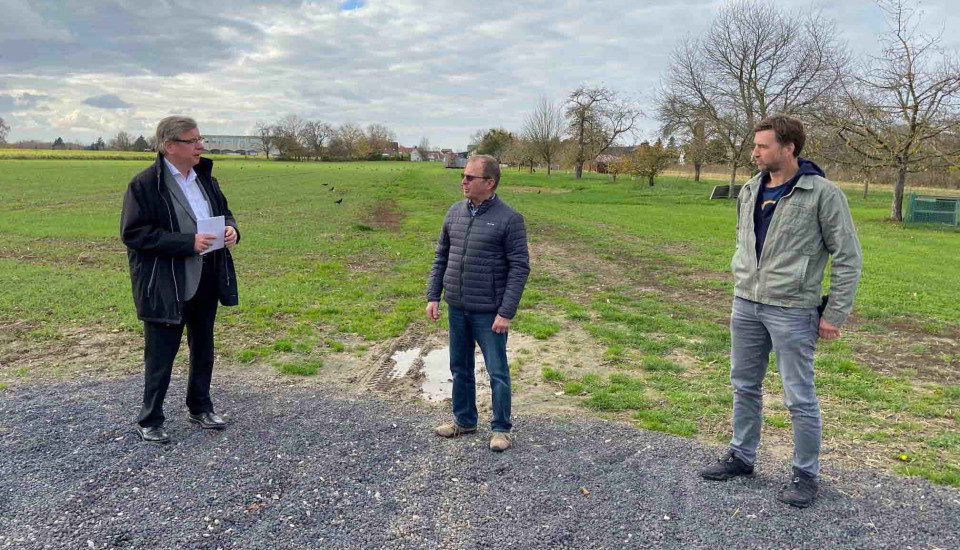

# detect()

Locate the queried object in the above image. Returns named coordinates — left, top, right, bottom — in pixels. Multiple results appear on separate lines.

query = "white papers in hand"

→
left=197, top=215, right=225, bottom=255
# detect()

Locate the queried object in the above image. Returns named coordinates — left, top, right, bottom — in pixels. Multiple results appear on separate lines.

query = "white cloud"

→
left=1, top=0, right=958, bottom=147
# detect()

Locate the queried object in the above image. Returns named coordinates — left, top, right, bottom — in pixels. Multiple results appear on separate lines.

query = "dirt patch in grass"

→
left=0, top=323, right=142, bottom=387
left=369, top=200, right=404, bottom=231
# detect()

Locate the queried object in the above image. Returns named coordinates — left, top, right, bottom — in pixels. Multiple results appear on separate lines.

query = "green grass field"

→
left=0, top=158, right=956, bottom=485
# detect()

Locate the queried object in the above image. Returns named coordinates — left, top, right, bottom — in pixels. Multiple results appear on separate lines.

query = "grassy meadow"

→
left=0, top=158, right=956, bottom=486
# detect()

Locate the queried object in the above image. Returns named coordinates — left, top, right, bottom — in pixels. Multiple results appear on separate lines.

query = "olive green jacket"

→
left=732, top=172, right=863, bottom=328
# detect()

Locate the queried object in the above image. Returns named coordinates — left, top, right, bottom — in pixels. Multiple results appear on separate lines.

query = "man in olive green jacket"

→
left=701, top=115, right=862, bottom=508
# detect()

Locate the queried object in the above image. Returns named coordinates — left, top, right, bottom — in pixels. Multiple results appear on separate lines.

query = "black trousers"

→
left=138, top=256, right=219, bottom=428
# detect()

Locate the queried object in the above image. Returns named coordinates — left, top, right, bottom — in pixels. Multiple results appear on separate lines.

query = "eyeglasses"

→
left=170, top=137, right=205, bottom=145
left=461, top=173, right=489, bottom=183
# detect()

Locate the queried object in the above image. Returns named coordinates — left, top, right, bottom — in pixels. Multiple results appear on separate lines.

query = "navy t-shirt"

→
left=754, top=178, right=796, bottom=260
left=752, top=158, right=826, bottom=262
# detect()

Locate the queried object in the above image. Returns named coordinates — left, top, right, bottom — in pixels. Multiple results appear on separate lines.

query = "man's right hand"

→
left=426, top=301, right=441, bottom=322
left=194, top=233, right=216, bottom=254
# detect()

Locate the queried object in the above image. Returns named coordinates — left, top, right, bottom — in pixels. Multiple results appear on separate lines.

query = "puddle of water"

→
left=389, top=345, right=515, bottom=403
left=387, top=347, right=420, bottom=380
left=420, top=348, right=453, bottom=403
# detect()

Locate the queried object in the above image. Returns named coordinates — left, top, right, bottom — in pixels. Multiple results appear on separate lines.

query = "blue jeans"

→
left=447, top=306, right=512, bottom=433
left=729, top=297, right=821, bottom=477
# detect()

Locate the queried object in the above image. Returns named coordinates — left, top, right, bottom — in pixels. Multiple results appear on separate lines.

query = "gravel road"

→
left=1, top=375, right=956, bottom=549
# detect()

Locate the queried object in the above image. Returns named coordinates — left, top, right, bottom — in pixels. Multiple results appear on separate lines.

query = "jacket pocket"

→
left=145, top=257, right=159, bottom=298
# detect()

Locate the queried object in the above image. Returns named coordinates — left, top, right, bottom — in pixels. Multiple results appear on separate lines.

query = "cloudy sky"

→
left=2, top=0, right=958, bottom=149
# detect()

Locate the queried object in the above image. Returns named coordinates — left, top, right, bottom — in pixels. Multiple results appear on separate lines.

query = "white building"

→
left=203, top=135, right=277, bottom=156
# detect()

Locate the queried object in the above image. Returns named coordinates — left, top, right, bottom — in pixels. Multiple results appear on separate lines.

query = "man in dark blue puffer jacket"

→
left=427, top=155, right=530, bottom=452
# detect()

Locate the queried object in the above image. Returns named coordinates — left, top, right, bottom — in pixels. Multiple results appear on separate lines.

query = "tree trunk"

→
left=648, top=174, right=655, bottom=187
left=694, top=163, right=702, bottom=182
left=575, top=162, right=583, bottom=179
left=891, top=163, right=907, bottom=221
left=728, top=163, right=738, bottom=198
left=529, top=160, right=534, bottom=173
left=862, top=180, right=868, bottom=199
left=612, top=173, right=617, bottom=182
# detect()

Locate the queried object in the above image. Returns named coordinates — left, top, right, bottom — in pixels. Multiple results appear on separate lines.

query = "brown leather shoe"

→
left=434, top=422, right=477, bottom=438
left=490, top=432, right=512, bottom=452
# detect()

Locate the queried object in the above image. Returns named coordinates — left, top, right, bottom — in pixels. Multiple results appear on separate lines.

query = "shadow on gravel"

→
left=0, top=376, right=956, bottom=549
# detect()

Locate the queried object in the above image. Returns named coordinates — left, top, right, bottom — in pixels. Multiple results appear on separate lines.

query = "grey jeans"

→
left=729, top=297, right=821, bottom=477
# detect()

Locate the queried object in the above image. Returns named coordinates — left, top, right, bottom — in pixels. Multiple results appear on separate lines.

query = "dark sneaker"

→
left=778, top=467, right=819, bottom=508
left=700, top=450, right=755, bottom=481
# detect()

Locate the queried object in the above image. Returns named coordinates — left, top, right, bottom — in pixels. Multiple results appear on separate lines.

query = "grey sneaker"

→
left=435, top=422, right=477, bottom=438
left=700, top=449, right=755, bottom=481
left=778, top=467, right=819, bottom=508
left=490, top=432, right=512, bottom=452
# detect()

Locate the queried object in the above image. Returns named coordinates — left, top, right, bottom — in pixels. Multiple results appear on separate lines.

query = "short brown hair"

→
left=754, top=115, right=805, bottom=157
left=155, top=116, right=198, bottom=153
left=468, top=154, right=501, bottom=187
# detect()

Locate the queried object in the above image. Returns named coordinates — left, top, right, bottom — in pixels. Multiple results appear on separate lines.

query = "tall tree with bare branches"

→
left=522, top=97, right=564, bottom=175
left=301, top=120, right=334, bottom=160
left=565, top=86, right=641, bottom=179
left=254, top=121, right=275, bottom=159
left=817, top=0, right=960, bottom=221
left=657, top=0, right=845, bottom=193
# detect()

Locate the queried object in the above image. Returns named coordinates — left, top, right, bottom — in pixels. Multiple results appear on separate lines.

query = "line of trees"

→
left=655, top=0, right=960, bottom=221
left=254, top=115, right=400, bottom=161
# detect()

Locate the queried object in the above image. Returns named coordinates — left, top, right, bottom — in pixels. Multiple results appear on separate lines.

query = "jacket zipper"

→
left=459, top=215, right=477, bottom=298
left=146, top=258, right=159, bottom=298
left=156, top=169, right=181, bottom=305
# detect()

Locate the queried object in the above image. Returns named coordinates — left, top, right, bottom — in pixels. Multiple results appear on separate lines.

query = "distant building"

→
left=409, top=147, right=443, bottom=162
left=203, top=135, right=277, bottom=156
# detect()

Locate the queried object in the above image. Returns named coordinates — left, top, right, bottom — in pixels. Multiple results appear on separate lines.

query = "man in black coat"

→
left=120, top=116, right=240, bottom=443
left=427, top=155, right=530, bottom=452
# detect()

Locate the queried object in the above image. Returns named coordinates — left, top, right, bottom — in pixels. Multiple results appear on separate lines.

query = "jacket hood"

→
left=795, top=157, right=825, bottom=178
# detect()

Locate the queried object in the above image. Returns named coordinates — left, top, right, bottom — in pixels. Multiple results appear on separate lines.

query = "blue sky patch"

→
left=340, top=0, right=365, bottom=10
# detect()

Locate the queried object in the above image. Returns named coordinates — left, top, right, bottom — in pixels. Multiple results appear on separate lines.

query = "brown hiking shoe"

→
left=435, top=423, right=477, bottom=438
left=490, top=432, right=512, bottom=452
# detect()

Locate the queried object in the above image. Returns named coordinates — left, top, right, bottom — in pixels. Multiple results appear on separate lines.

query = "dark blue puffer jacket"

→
left=427, top=195, right=530, bottom=319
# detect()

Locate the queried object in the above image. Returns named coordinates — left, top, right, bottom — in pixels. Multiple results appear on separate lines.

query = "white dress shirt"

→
left=163, top=157, right=211, bottom=220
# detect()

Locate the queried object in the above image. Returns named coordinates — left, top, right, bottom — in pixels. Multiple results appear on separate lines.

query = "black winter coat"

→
left=120, top=154, right=239, bottom=324
left=427, top=195, right=530, bottom=319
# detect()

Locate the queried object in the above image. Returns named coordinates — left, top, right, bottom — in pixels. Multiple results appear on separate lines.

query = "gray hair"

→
left=469, top=154, right=501, bottom=187
left=155, top=116, right=198, bottom=153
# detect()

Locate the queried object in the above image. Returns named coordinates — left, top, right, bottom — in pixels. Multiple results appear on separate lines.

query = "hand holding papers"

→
left=197, top=215, right=225, bottom=255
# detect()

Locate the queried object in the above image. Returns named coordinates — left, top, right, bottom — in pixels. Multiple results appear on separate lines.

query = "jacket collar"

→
left=153, top=153, right=214, bottom=184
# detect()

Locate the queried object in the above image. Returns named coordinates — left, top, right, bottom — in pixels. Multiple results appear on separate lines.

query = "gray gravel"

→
left=1, top=376, right=956, bottom=550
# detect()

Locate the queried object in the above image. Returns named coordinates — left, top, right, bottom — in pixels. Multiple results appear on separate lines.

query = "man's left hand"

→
left=225, top=226, right=238, bottom=247
left=492, top=315, right=511, bottom=334
left=819, top=317, right=841, bottom=340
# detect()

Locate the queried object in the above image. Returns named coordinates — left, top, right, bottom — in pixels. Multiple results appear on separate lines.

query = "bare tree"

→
left=366, top=123, right=397, bottom=157
left=565, top=86, right=641, bottom=178
left=337, top=123, right=369, bottom=158
left=274, top=114, right=308, bottom=159
left=658, top=0, right=845, bottom=192
left=255, top=121, right=275, bottom=159
left=110, top=131, right=133, bottom=151
left=301, top=120, right=334, bottom=160
left=418, top=136, right=431, bottom=153
left=818, top=0, right=960, bottom=221
left=521, top=97, right=564, bottom=175
left=0, top=117, right=9, bottom=144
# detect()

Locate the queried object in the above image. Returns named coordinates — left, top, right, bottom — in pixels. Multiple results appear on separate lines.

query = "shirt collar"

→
left=468, top=192, right=496, bottom=211
left=163, top=157, right=197, bottom=184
